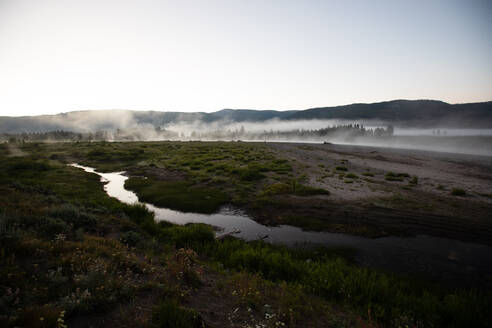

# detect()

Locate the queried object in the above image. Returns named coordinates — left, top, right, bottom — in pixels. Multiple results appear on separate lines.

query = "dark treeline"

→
left=192, top=124, right=394, bottom=141
left=1, top=124, right=394, bottom=142
left=1, top=130, right=103, bottom=142
left=0, top=128, right=179, bottom=142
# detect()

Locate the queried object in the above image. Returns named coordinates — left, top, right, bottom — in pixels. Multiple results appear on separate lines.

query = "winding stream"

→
left=70, top=164, right=492, bottom=288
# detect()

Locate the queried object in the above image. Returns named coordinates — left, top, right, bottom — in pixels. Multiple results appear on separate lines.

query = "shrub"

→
left=7, top=159, right=52, bottom=173
left=87, top=149, right=106, bottom=159
left=262, top=183, right=292, bottom=196
left=0, top=214, right=21, bottom=249
left=167, top=224, right=215, bottom=249
left=152, top=299, right=203, bottom=328
left=262, top=181, right=329, bottom=197
left=15, top=305, right=61, bottom=328
left=40, top=217, right=70, bottom=239
left=385, top=172, right=409, bottom=181
left=238, top=167, right=265, bottom=181
left=345, top=173, right=358, bottom=179
left=451, top=188, right=466, bottom=196
left=49, top=204, right=98, bottom=231
left=121, top=231, right=143, bottom=247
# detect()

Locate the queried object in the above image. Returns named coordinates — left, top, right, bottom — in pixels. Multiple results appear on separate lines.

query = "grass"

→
left=125, top=177, right=229, bottom=213
left=205, top=237, right=492, bottom=327
left=335, top=166, right=347, bottom=171
left=152, top=299, right=203, bottom=328
left=261, top=180, right=329, bottom=197
left=345, top=173, right=358, bottom=179
left=385, top=172, right=410, bottom=181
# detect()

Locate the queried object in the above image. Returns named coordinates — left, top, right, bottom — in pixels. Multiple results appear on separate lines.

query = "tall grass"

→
left=201, top=237, right=491, bottom=327
left=152, top=299, right=203, bottom=328
left=125, top=178, right=228, bottom=214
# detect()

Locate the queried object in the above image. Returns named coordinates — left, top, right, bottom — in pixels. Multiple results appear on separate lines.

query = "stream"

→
left=70, top=164, right=492, bottom=288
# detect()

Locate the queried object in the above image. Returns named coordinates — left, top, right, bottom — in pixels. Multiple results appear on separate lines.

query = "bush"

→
left=385, top=172, right=409, bottom=181
left=451, top=188, right=466, bottom=196
left=167, top=224, right=215, bottom=249
left=39, top=217, right=70, bottom=239
left=262, top=181, right=329, bottom=197
left=262, top=183, right=292, bottom=195
left=152, top=299, right=203, bottom=328
left=121, top=231, right=143, bottom=247
left=50, top=204, right=98, bottom=231
left=87, top=148, right=106, bottom=159
left=238, top=167, right=265, bottom=181
left=0, top=214, right=21, bottom=248
left=7, top=159, right=52, bottom=173
left=15, top=305, right=62, bottom=328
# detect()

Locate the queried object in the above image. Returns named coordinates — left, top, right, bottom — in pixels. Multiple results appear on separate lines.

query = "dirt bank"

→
left=253, top=142, right=492, bottom=244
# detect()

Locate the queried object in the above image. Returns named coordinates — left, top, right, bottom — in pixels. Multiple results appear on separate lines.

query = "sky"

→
left=0, top=0, right=491, bottom=117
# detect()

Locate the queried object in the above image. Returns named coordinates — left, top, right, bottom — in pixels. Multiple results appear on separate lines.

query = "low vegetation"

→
left=125, top=178, right=229, bottom=213
left=451, top=188, right=467, bottom=196
left=1, top=141, right=490, bottom=327
left=385, top=172, right=410, bottom=182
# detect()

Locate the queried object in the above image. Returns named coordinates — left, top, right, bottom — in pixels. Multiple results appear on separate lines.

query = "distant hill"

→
left=0, top=110, right=208, bottom=134
left=1, top=100, right=491, bottom=133
left=204, top=109, right=298, bottom=123
left=286, top=100, right=492, bottom=128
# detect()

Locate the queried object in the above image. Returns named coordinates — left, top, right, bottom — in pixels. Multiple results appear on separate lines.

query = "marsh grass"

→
left=385, top=172, right=410, bottom=181
left=125, top=178, right=228, bottom=214
left=204, top=237, right=492, bottom=327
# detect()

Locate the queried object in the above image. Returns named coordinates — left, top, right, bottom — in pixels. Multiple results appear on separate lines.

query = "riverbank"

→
left=260, top=142, right=492, bottom=244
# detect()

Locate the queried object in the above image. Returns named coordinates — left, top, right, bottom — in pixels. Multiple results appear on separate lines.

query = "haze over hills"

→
left=1, top=99, right=491, bottom=134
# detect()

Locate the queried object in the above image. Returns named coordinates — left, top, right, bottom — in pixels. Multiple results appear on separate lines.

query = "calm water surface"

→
left=70, top=164, right=492, bottom=288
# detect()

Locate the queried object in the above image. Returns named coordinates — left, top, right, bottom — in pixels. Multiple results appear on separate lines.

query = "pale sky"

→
left=0, top=0, right=491, bottom=116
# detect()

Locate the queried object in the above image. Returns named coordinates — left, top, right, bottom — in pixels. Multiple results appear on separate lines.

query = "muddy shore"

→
left=248, top=142, right=492, bottom=245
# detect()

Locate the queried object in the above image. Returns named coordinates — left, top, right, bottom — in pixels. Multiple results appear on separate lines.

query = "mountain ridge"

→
left=1, top=99, right=491, bottom=133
